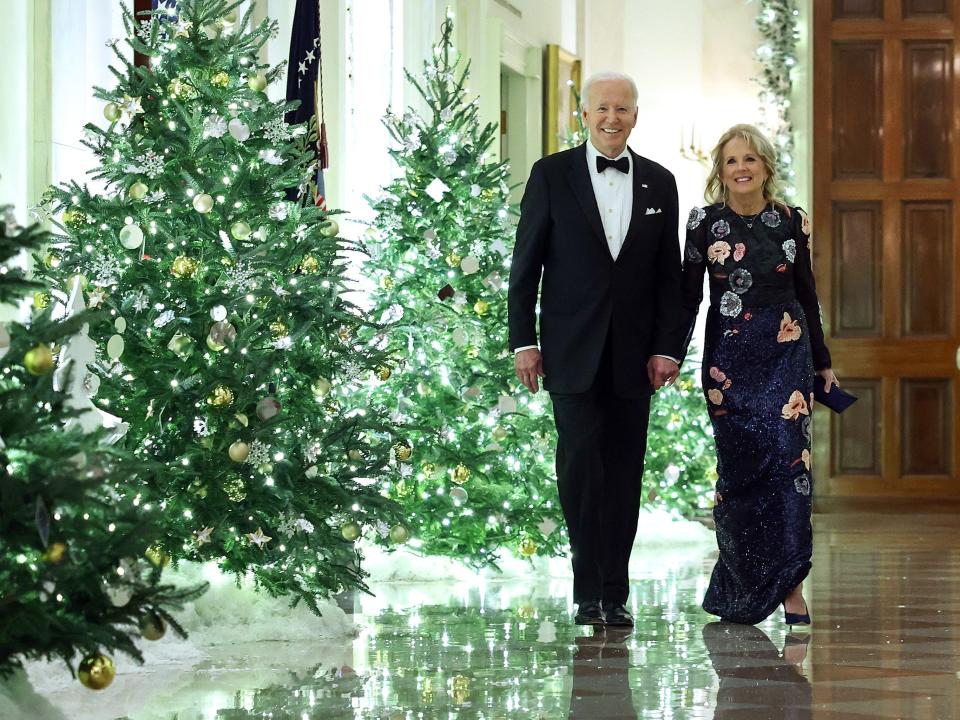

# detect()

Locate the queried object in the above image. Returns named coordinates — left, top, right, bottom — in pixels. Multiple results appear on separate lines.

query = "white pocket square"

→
left=645, top=207, right=662, bottom=215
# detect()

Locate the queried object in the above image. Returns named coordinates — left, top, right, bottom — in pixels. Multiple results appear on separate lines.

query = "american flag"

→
left=285, top=0, right=328, bottom=209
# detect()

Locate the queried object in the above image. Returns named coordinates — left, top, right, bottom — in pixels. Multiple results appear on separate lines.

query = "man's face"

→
left=582, top=80, right=638, bottom=158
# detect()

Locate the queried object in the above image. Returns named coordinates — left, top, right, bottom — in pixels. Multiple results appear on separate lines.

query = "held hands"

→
left=515, top=348, right=545, bottom=393
left=647, top=356, right=680, bottom=392
left=818, top=368, right=839, bottom=392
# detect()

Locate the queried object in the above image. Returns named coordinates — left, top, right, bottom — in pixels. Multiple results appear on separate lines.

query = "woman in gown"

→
left=680, top=124, right=838, bottom=625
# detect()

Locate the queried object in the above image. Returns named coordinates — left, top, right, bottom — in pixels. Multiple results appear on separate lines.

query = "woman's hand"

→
left=818, top=368, right=839, bottom=393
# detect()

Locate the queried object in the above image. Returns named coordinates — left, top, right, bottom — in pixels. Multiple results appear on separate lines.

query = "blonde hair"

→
left=704, top=124, right=783, bottom=205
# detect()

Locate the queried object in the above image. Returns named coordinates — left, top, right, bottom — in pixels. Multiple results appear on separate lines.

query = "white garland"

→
left=754, top=0, right=801, bottom=199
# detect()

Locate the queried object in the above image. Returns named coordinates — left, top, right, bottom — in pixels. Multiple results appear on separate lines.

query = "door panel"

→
left=814, top=0, right=960, bottom=496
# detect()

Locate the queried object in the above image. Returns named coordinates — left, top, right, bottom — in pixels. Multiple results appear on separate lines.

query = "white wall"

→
left=0, top=0, right=52, bottom=221
left=50, top=0, right=127, bottom=193
left=585, top=0, right=762, bottom=215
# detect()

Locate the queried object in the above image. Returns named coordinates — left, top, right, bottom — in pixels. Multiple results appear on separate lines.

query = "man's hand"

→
left=647, top=356, right=680, bottom=391
left=515, top=348, right=545, bottom=393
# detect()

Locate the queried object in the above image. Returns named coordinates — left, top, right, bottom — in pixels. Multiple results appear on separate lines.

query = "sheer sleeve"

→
left=792, top=206, right=832, bottom=370
left=679, top=207, right=709, bottom=359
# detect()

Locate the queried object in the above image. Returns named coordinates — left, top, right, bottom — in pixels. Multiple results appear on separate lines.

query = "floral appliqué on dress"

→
left=781, top=390, right=810, bottom=420
left=777, top=312, right=802, bottom=343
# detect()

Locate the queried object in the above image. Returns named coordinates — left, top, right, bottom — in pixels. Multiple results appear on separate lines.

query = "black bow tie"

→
left=596, top=155, right=629, bottom=174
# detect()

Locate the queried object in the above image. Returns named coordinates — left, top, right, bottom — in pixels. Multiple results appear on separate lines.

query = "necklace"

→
left=731, top=202, right=767, bottom=230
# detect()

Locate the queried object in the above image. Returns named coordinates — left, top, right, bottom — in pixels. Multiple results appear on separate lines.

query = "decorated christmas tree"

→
left=644, top=362, right=719, bottom=516
left=35, top=0, right=404, bottom=612
left=0, top=207, right=206, bottom=687
left=358, top=18, right=565, bottom=566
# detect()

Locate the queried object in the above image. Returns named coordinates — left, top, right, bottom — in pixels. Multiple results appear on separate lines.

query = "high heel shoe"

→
left=784, top=604, right=811, bottom=628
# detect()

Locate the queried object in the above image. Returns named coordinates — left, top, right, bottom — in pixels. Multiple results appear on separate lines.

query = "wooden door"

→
left=813, top=0, right=960, bottom=497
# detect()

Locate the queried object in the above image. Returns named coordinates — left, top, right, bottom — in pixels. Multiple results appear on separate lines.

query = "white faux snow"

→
left=20, top=561, right=356, bottom=702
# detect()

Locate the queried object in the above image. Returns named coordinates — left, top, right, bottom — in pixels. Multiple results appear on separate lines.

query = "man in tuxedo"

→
left=508, top=72, right=684, bottom=627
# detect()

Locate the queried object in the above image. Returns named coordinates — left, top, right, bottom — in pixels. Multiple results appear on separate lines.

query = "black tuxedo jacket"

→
left=508, top=143, right=685, bottom=398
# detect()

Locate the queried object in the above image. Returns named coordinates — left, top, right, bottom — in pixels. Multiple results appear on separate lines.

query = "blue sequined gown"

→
left=681, top=204, right=831, bottom=624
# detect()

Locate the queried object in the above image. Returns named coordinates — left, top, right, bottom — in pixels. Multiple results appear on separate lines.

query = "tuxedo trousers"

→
left=550, top=326, right=651, bottom=606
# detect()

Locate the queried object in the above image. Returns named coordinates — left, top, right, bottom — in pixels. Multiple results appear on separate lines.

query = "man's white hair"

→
left=581, top=72, right=639, bottom=109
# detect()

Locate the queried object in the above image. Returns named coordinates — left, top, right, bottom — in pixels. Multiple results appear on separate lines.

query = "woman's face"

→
left=721, top=136, right=768, bottom=204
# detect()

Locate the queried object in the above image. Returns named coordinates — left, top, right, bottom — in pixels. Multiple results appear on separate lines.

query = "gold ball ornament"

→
left=516, top=602, right=535, bottom=621
left=170, top=256, right=199, bottom=278
left=223, top=9, right=238, bottom=23
left=421, top=462, right=437, bottom=476
left=247, top=73, right=268, bottom=92
left=43, top=541, right=67, bottom=564
left=451, top=464, right=471, bottom=485
left=445, top=252, right=462, bottom=268
left=32, top=291, right=50, bottom=309
left=228, top=441, right=249, bottom=462
left=375, top=365, right=392, bottom=381
left=24, top=345, right=54, bottom=376
left=492, top=426, right=507, bottom=441
left=43, top=253, right=61, bottom=269
left=320, top=219, right=339, bottom=237
left=223, top=476, right=247, bottom=502
left=103, top=102, right=122, bottom=122
left=207, top=384, right=234, bottom=407
left=269, top=320, right=288, bottom=338
left=300, top=254, right=320, bottom=274
left=519, top=537, right=537, bottom=557
left=144, top=545, right=171, bottom=567
left=230, top=221, right=252, bottom=240
left=389, top=524, right=410, bottom=543
left=78, top=653, right=116, bottom=691
left=128, top=182, right=149, bottom=200
left=393, top=443, right=413, bottom=463
left=67, top=274, right=88, bottom=292
left=210, top=71, right=230, bottom=87
left=139, top=611, right=166, bottom=641
left=473, top=300, right=489, bottom=316
left=451, top=674, right=470, bottom=704
left=208, top=320, right=236, bottom=346
left=168, top=77, right=197, bottom=99
left=341, top=521, right=362, bottom=541
left=62, top=209, right=87, bottom=229
left=192, top=193, right=214, bottom=213
left=347, top=448, right=363, bottom=461
left=381, top=275, right=395, bottom=290
left=311, top=377, right=332, bottom=399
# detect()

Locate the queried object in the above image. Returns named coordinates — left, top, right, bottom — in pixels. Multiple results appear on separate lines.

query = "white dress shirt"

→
left=584, top=140, right=632, bottom=261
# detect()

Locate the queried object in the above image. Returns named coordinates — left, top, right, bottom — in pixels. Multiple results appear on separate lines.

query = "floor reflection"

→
left=703, top=622, right=811, bottom=719
left=17, top=510, right=960, bottom=719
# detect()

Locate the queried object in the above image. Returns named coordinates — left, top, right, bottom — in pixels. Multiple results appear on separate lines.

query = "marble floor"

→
left=15, top=508, right=960, bottom=719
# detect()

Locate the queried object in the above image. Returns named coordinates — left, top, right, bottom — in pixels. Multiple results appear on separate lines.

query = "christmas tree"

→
left=35, top=0, right=404, bottom=612
left=358, top=18, right=565, bottom=566
left=644, top=362, right=719, bottom=517
left=0, top=207, right=206, bottom=687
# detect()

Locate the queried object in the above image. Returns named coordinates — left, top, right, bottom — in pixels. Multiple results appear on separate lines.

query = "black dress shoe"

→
left=602, top=604, right=634, bottom=627
left=574, top=600, right=605, bottom=626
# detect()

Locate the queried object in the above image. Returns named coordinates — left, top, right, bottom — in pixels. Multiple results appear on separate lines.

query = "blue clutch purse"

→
left=813, top=375, right=857, bottom=413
